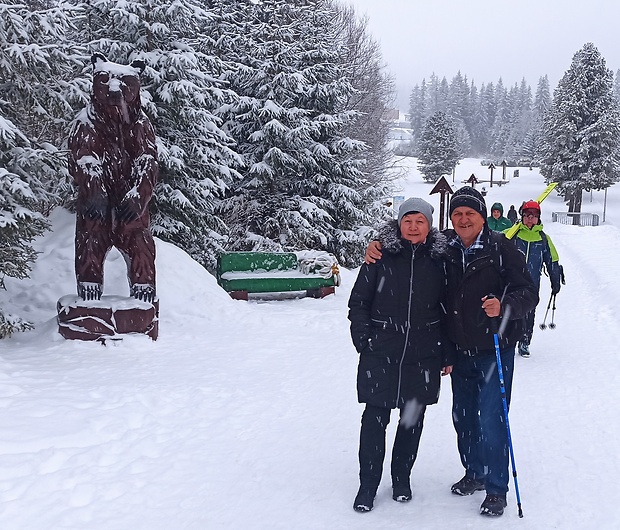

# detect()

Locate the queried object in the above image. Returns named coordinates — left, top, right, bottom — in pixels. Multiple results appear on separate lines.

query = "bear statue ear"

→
left=130, top=60, right=146, bottom=75
left=91, top=53, right=108, bottom=68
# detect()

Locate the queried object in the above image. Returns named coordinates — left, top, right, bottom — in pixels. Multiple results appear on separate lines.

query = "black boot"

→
left=451, top=475, right=485, bottom=496
left=392, top=483, right=412, bottom=502
left=353, top=486, right=377, bottom=512
left=480, top=493, right=507, bottom=516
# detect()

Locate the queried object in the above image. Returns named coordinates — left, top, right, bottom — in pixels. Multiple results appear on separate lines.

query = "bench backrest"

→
left=217, top=252, right=298, bottom=276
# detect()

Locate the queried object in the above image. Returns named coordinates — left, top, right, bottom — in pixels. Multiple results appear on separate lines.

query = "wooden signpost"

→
left=488, top=163, right=496, bottom=187
left=430, top=176, right=454, bottom=230
left=466, top=173, right=479, bottom=187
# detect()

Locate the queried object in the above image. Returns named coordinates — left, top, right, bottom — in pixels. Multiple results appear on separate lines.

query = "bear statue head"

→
left=91, top=53, right=146, bottom=125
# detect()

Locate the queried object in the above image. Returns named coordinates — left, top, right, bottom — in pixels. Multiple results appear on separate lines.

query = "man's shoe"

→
left=451, top=475, right=485, bottom=496
left=353, top=486, right=376, bottom=512
left=392, top=485, right=412, bottom=502
left=518, top=342, right=530, bottom=357
left=480, top=493, right=507, bottom=516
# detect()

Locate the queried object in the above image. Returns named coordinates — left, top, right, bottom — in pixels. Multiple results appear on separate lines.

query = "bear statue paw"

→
left=116, top=199, right=141, bottom=222
left=82, top=196, right=109, bottom=220
left=130, top=284, right=156, bottom=303
left=77, top=282, right=102, bottom=301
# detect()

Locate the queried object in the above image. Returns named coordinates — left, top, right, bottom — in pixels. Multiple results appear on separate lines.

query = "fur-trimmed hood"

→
left=377, top=219, right=448, bottom=260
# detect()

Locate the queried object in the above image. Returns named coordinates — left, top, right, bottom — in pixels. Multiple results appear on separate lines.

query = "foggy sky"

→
left=347, top=0, right=620, bottom=110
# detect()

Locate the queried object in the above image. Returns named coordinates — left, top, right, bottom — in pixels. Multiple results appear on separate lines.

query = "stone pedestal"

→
left=57, top=295, right=159, bottom=341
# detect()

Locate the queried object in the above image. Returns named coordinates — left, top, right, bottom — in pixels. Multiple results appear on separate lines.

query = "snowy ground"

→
left=1, top=159, right=620, bottom=529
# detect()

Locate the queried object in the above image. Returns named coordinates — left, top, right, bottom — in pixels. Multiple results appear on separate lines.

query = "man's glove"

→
left=551, top=264, right=564, bottom=295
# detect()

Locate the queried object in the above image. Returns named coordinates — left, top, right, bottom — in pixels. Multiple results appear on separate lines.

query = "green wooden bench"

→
left=216, top=251, right=340, bottom=300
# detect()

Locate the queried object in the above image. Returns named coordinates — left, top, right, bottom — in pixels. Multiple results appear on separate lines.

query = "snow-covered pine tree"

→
left=0, top=115, right=49, bottom=337
left=417, top=111, right=460, bottom=183
left=0, top=0, right=83, bottom=336
left=448, top=71, right=470, bottom=128
left=408, top=81, right=427, bottom=152
left=489, top=78, right=512, bottom=158
left=511, top=79, right=533, bottom=163
left=70, top=0, right=242, bottom=271
left=216, top=0, right=384, bottom=267
left=334, top=2, right=395, bottom=189
left=522, top=75, right=552, bottom=164
left=539, top=43, right=620, bottom=212
left=467, top=82, right=488, bottom=156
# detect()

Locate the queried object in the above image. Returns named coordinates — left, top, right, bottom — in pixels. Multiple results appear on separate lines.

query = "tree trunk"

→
left=567, top=189, right=583, bottom=213
left=571, top=189, right=583, bottom=225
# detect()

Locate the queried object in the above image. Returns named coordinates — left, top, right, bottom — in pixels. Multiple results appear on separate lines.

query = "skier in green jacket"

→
left=505, top=200, right=563, bottom=357
left=486, top=203, right=513, bottom=232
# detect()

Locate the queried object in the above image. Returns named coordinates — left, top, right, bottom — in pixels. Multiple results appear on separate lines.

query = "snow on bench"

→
left=216, top=251, right=340, bottom=300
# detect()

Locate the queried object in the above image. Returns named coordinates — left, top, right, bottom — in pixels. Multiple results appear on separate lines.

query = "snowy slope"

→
left=1, top=160, right=620, bottom=529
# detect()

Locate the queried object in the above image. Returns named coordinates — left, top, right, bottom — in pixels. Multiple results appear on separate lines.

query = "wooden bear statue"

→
left=68, top=53, right=158, bottom=302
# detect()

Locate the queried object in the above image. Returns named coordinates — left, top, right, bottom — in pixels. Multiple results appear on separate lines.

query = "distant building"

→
left=383, top=108, right=400, bottom=121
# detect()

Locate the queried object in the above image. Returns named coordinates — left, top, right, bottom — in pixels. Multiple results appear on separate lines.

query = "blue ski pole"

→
left=488, top=295, right=524, bottom=518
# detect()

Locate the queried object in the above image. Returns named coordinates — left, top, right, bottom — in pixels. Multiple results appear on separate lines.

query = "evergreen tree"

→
left=334, top=3, right=395, bottom=188
left=216, top=0, right=384, bottom=267
left=489, top=79, right=511, bottom=157
left=614, top=69, right=620, bottom=103
left=540, top=43, right=620, bottom=211
left=468, top=82, right=487, bottom=156
left=417, top=111, right=460, bottom=183
left=0, top=0, right=82, bottom=336
left=524, top=75, right=552, bottom=164
left=408, top=80, right=427, bottom=151
left=448, top=71, right=470, bottom=126
left=0, top=115, right=50, bottom=337
left=533, top=75, right=552, bottom=118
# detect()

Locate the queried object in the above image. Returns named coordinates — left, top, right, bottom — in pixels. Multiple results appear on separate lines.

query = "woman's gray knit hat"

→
left=398, top=197, right=434, bottom=227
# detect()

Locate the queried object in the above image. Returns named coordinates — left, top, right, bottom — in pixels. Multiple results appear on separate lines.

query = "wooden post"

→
left=466, top=173, right=479, bottom=188
left=430, top=176, right=454, bottom=231
left=501, top=160, right=507, bottom=180
left=488, top=163, right=496, bottom=187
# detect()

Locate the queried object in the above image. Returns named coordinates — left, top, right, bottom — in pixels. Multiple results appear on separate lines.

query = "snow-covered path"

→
left=1, top=160, right=620, bottom=529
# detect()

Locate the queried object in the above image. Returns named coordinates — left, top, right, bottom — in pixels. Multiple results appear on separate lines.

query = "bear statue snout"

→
left=109, top=78, right=122, bottom=90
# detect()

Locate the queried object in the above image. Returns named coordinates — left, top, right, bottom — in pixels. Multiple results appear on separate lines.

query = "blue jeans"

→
left=450, top=346, right=515, bottom=495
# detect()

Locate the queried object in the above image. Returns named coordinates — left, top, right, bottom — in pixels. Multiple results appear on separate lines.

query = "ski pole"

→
left=488, top=295, right=524, bottom=518
left=548, top=294, right=557, bottom=329
left=539, top=294, right=553, bottom=330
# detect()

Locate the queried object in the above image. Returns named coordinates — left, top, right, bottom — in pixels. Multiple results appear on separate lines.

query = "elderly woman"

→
left=348, top=198, right=453, bottom=512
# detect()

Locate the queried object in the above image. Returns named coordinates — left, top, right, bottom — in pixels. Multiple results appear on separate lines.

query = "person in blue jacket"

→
left=505, top=200, right=563, bottom=357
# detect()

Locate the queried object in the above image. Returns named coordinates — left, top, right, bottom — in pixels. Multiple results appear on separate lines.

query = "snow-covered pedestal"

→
left=57, top=295, right=159, bottom=341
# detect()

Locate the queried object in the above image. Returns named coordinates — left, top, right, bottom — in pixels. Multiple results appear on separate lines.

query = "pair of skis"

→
left=504, top=182, right=558, bottom=240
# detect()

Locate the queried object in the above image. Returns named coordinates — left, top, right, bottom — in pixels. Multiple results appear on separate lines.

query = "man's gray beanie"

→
left=398, top=197, right=434, bottom=227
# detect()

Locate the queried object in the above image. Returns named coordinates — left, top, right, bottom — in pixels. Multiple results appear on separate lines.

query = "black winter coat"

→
left=348, top=224, right=453, bottom=409
left=443, top=226, right=538, bottom=352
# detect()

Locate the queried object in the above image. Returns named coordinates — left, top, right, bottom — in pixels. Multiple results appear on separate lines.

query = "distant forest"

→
left=402, top=70, right=620, bottom=164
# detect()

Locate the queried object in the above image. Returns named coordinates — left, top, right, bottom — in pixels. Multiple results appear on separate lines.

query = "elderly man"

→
left=365, top=186, right=537, bottom=517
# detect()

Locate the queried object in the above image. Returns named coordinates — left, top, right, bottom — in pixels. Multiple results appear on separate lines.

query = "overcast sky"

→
left=347, top=0, right=620, bottom=110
